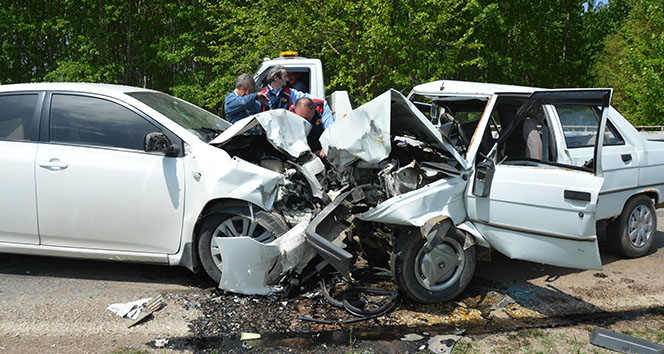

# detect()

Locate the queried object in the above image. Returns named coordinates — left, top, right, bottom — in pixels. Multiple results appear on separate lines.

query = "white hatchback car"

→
left=0, top=83, right=325, bottom=285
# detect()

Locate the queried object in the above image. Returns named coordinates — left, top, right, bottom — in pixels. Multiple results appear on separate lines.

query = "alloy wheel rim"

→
left=210, top=216, right=275, bottom=270
left=627, top=205, right=652, bottom=248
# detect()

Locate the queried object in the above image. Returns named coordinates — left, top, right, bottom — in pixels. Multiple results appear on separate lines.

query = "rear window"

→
left=0, top=94, right=38, bottom=141
left=556, top=105, right=624, bottom=148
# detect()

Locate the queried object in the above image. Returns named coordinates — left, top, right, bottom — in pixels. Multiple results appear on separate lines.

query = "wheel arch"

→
left=418, top=216, right=482, bottom=255
left=622, top=191, right=659, bottom=214
left=641, top=189, right=661, bottom=208
left=183, top=198, right=271, bottom=273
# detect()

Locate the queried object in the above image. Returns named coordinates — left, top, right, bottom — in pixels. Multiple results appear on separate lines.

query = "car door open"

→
left=466, top=89, right=612, bottom=270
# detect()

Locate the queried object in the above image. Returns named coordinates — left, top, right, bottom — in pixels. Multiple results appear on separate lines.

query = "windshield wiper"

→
left=196, top=126, right=225, bottom=140
left=198, top=126, right=224, bottom=134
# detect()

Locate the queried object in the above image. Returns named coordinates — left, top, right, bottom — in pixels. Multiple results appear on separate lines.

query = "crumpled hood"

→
left=319, top=89, right=467, bottom=170
left=210, top=109, right=312, bottom=158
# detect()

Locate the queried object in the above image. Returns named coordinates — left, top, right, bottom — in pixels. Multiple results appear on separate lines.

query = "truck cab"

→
left=253, top=51, right=326, bottom=99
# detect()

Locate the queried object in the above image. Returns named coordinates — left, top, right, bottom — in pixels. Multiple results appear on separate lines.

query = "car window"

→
left=496, top=102, right=554, bottom=163
left=50, top=94, right=158, bottom=150
left=0, top=94, right=38, bottom=141
left=555, top=105, right=624, bottom=148
left=127, top=91, right=229, bottom=143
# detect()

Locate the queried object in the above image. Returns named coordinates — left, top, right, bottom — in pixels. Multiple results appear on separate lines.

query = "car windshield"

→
left=127, top=91, right=231, bottom=142
left=410, top=94, right=492, bottom=156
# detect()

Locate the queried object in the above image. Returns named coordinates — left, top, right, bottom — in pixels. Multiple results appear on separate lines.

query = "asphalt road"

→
left=0, top=210, right=662, bottom=353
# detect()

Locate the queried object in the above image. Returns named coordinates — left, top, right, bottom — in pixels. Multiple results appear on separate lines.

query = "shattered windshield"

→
left=127, top=91, right=231, bottom=142
left=410, top=94, right=491, bottom=157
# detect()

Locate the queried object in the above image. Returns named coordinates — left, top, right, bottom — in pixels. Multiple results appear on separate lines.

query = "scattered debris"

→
left=400, top=333, right=424, bottom=341
left=240, top=332, right=261, bottom=341
left=128, top=294, right=166, bottom=328
left=307, top=267, right=400, bottom=323
left=154, top=338, right=168, bottom=348
left=107, top=295, right=166, bottom=328
left=126, top=308, right=152, bottom=328
left=489, top=294, right=515, bottom=319
left=493, top=294, right=516, bottom=309
left=145, top=295, right=165, bottom=312
left=590, top=327, right=664, bottom=354
left=489, top=308, right=510, bottom=319
left=593, top=272, right=608, bottom=278
left=107, top=298, right=151, bottom=320
left=427, top=334, right=461, bottom=354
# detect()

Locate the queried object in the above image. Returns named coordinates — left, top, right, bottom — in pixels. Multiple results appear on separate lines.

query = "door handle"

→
left=38, top=159, right=68, bottom=170
left=621, top=154, right=632, bottom=162
left=564, top=190, right=591, bottom=202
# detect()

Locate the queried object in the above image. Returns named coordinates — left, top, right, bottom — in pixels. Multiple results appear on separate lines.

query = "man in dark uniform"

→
left=259, top=65, right=334, bottom=128
left=258, top=66, right=293, bottom=111
left=290, top=97, right=326, bottom=157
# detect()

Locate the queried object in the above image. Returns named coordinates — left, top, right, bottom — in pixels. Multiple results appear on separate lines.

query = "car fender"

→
left=357, top=176, right=468, bottom=226
left=169, top=142, right=286, bottom=269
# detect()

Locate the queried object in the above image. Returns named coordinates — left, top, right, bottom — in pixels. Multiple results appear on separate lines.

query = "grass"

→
left=108, top=349, right=147, bottom=354
left=451, top=338, right=477, bottom=354
left=451, top=327, right=614, bottom=354
left=622, top=324, right=664, bottom=343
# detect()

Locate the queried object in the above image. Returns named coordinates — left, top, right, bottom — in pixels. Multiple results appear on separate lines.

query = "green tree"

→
left=0, top=0, right=651, bottom=122
left=596, top=0, right=664, bottom=124
left=462, top=0, right=622, bottom=88
left=197, top=0, right=484, bottom=106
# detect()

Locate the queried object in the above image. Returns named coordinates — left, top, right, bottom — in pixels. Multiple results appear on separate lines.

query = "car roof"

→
left=411, top=80, right=539, bottom=97
left=0, top=82, right=155, bottom=96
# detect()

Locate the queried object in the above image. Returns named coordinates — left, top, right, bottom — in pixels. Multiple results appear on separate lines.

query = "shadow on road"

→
left=462, top=226, right=664, bottom=321
left=0, top=252, right=215, bottom=288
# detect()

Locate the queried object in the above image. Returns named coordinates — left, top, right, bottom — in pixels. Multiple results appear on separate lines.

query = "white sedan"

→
left=0, top=83, right=324, bottom=288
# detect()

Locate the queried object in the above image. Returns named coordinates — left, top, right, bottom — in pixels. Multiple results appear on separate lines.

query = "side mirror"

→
left=144, top=132, right=179, bottom=157
left=472, top=159, right=495, bottom=197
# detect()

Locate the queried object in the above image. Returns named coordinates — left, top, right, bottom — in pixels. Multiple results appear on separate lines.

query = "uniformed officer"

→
left=290, top=97, right=326, bottom=158
left=259, top=65, right=335, bottom=128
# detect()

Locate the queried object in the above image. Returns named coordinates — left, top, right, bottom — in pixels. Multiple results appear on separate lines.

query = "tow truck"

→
left=253, top=51, right=326, bottom=99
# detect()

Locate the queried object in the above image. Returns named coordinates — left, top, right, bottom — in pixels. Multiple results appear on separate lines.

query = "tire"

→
left=607, top=195, right=657, bottom=258
left=390, top=227, right=475, bottom=304
left=197, top=206, right=288, bottom=284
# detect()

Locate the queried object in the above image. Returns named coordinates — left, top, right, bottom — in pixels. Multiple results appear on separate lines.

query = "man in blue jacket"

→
left=259, top=65, right=335, bottom=128
left=224, top=74, right=268, bottom=124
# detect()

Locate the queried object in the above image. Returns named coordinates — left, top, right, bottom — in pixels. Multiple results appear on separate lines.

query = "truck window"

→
left=255, top=66, right=311, bottom=93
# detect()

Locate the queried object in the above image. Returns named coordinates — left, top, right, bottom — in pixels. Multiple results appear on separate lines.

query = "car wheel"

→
left=607, top=195, right=657, bottom=258
left=197, top=206, right=288, bottom=284
left=390, top=227, right=475, bottom=304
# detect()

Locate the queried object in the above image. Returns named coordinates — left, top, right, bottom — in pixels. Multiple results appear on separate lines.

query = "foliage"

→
left=596, top=0, right=664, bottom=124
left=0, top=0, right=661, bottom=125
